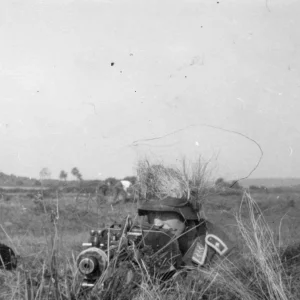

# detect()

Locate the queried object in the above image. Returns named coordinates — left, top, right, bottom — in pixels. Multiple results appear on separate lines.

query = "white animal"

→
left=120, top=180, right=132, bottom=192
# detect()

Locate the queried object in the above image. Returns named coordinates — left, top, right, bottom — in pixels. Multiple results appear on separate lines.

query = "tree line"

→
left=39, top=167, right=83, bottom=182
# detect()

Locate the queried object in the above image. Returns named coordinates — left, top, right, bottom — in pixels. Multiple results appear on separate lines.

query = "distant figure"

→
left=0, top=243, right=17, bottom=270
left=98, top=182, right=128, bottom=205
left=120, top=180, right=132, bottom=192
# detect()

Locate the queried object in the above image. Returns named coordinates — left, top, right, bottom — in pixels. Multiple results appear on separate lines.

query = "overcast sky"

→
left=0, top=0, right=299, bottom=181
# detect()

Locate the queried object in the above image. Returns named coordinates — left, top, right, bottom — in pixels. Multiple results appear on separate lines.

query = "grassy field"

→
left=1, top=189, right=300, bottom=299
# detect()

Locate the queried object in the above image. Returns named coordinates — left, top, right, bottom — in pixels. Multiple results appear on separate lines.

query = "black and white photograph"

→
left=1, top=0, right=300, bottom=299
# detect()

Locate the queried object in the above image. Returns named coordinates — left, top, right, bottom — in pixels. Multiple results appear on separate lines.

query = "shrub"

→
left=16, top=180, right=24, bottom=186
left=3, top=194, right=12, bottom=201
left=34, top=180, right=42, bottom=186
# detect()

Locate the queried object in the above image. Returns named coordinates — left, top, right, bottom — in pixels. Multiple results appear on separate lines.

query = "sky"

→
left=0, top=0, right=300, bottom=181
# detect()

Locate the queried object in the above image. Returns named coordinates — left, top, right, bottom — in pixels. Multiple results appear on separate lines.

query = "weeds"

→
left=0, top=191, right=300, bottom=299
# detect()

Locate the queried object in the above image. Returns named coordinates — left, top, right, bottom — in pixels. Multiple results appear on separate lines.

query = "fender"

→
left=205, top=234, right=229, bottom=256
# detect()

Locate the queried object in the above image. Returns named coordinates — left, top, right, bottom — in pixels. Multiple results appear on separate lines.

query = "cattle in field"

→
left=0, top=243, right=17, bottom=270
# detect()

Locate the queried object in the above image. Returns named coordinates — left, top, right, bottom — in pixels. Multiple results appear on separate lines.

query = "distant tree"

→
left=105, top=177, right=118, bottom=186
left=71, top=167, right=82, bottom=181
left=59, top=170, right=68, bottom=181
left=39, top=168, right=51, bottom=181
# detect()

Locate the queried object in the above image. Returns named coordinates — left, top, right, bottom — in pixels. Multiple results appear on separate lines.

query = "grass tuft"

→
left=1, top=189, right=300, bottom=299
left=135, top=156, right=213, bottom=213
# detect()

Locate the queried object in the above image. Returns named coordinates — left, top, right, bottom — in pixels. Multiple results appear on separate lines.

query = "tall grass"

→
left=235, top=193, right=291, bottom=300
left=130, top=192, right=295, bottom=300
left=1, top=192, right=299, bottom=299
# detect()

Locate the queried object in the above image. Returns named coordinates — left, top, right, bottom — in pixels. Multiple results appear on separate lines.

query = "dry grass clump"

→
left=195, top=192, right=293, bottom=300
left=132, top=192, right=295, bottom=300
left=235, top=193, right=291, bottom=300
left=135, top=156, right=213, bottom=211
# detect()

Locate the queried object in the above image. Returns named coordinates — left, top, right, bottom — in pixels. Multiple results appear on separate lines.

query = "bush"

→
left=2, top=194, right=12, bottom=201
left=34, top=180, right=42, bottom=186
